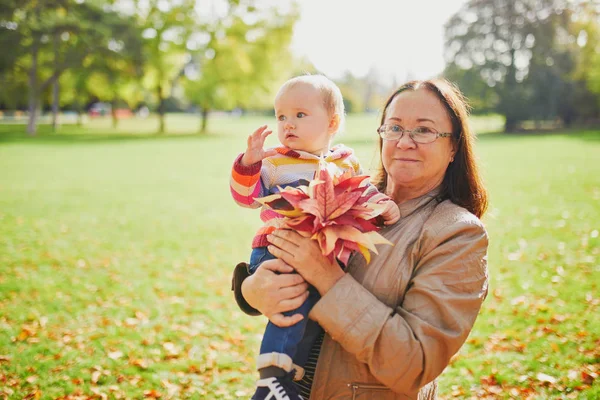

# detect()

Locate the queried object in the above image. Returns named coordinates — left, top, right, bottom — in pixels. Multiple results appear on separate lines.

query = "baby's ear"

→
left=328, top=114, right=340, bottom=134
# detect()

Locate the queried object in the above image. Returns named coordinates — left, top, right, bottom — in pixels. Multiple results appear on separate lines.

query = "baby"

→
left=230, top=74, right=400, bottom=400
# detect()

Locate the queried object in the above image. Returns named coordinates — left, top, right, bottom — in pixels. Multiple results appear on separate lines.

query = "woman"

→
left=232, top=78, right=489, bottom=399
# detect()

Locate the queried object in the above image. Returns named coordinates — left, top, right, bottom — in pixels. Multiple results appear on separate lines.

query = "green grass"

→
left=0, top=114, right=598, bottom=399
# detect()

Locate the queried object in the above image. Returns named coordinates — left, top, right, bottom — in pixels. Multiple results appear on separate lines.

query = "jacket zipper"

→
left=348, top=382, right=390, bottom=399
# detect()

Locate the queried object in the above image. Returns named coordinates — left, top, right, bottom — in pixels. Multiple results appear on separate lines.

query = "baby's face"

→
left=274, top=83, right=334, bottom=155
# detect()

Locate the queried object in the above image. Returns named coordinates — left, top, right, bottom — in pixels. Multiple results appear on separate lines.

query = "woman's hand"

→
left=241, top=258, right=310, bottom=327
left=267, top=230, right=345, bottom=295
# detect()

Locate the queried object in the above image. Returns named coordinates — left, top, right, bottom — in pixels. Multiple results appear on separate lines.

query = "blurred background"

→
left=1, top=0, right=599, bottom=134
left=1, top=0, right=599, bottom=399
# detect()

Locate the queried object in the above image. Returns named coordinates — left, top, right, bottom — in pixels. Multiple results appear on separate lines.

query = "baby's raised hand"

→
left=241, top=125, right=278, bottom=166
left=381, top=200, right=401, bottom=225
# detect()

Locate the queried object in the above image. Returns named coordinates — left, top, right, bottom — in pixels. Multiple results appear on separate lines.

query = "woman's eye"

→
left=391, top=125, right=402, bottom=132
left=297, top=112, right=306, bottom=118
left=414, top=127, right=434, bottom=134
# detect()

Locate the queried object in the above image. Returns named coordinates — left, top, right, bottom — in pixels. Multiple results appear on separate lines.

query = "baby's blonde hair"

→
left=276, top=74, right=346, bottom=134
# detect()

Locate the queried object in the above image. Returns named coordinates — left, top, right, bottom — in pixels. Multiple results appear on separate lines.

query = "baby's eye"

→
left=277, top=115, right=286, bottom=121
left=297, top=112, right=307, bottom=118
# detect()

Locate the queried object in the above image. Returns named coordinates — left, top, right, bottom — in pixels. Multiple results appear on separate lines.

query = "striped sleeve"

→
left=347, top=154, right=392, bottom=205
left=348, top=153, right=362, bottom=174
left=363, top=184, right=393, bottom=204
left=230, top=153, right=265, bottom=208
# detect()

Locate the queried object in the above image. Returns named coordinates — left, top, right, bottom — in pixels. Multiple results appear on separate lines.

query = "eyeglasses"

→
left=377, top=124, right=453, bottom=144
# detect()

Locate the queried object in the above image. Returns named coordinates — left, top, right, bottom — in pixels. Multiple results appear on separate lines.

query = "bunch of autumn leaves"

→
left=257, top=160, right=392, bottom=267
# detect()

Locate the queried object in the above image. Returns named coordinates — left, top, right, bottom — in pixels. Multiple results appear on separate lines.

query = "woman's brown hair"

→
left=372, top=79, right=488, bottom=218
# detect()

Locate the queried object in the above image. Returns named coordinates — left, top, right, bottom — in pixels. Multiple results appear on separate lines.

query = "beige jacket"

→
left=307, top=188, right=489, bottom=399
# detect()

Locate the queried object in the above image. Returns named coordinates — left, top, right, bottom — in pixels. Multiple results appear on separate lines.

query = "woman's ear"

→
left=328, top=114, right=340, bottom=134
left=449, top=143, right=457, bottom=163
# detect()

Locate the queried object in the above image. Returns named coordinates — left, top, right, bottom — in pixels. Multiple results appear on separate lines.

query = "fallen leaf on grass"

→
left=129, top=358, right=149, bottom=369
left=23, top=389, right=42, bottom=399
left=581, top=370, right=597, bottom=385
left=90, top=387, right=108, bottom=400
left=108, top=350, right=124, bottom=360
left=536, top=372, right=557, bottom=384
left=161, top=380, right=181, bottom=398
left=91, top=371, right=102, bottom=384
left=162, top=342, right=180, bottom=359
left=143, top=389, right=162, bottom=398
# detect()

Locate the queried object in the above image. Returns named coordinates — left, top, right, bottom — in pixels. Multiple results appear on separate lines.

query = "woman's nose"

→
left=396, top=131, right=416, bottom=149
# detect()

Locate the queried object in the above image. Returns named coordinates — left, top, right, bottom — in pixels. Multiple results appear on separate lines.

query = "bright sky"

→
left=290, top=0, right=467, bottom=82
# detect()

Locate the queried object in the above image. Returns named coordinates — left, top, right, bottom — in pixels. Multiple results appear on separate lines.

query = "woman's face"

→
left=382, top=88, right=456, bottom=194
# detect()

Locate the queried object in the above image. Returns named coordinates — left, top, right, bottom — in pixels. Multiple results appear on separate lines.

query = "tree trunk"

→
left=111, top=97, right=118, bottom=129
left=51, top=32, right=60, bottom=132
left=157, top=83, right=165, bottom=134
left=52, top=77, right=59, bottom=132
left=27, top=38, right=40, bottom=136
left=73, top=97, right=83, bottom=127
left=200, top=107, right=209, bottom=133
left=504, top=116, right=518, bottom=133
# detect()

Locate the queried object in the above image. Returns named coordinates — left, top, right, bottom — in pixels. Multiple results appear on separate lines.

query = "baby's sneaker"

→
left=251, top=372, right=303, bottom=400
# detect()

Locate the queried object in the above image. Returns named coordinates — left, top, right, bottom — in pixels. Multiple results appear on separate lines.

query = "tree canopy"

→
left=444, top=0, right=600, bottom=131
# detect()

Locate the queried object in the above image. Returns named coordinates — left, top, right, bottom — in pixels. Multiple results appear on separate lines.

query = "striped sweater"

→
left=230, top=144, right=389, bottom=248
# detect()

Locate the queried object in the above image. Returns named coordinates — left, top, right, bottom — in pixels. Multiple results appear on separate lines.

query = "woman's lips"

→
left=395, top=158, right=419, bottom=162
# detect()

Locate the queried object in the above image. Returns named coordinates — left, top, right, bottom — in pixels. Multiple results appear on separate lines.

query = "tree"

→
left=183, top=1, right=298, bottom=133
left=0, top=0, right=141, bottom=135
left=444, top=0, right=599, bottom=131
left=572, top=2, right=600, bottom=112
left=128, top=0, right=197, bottom=134
left=443, top=63, right=499, bottom=114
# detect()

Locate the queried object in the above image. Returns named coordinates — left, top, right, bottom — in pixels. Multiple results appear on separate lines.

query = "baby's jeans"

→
left=249, top=246, right=323, bottom=373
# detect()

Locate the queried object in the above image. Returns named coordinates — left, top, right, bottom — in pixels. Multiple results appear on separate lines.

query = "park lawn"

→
left=0, top=115, right=598, bottom=399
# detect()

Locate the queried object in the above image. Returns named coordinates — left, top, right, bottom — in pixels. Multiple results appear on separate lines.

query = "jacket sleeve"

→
left=309, top=216, right=489, bottom=395
left=229, top=153, right=269, bottom=209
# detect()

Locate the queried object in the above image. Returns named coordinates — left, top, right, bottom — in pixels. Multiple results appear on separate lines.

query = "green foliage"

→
left=444, top=0, right=600, bottom=131
left=0, top=0, right=146, bottom=133
left=444, top=64, right=499, bottom=113
left=182, top=2, right=299, bottom=132
left=572, top=2, right=600, bottom=105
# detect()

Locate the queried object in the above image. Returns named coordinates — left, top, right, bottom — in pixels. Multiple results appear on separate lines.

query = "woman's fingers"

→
left=276, top=290, right=310, bottom=314
left=241, top=258, right=311, bottom=319
left=269, top=312, right=304, bottom=328
left=278, top=282, right=309, bottom=298
left=269, top=229, right=302, bottom=247
left=273, top=273, right=306, bottom=290
left=267, top=245, right=295, bottom=265
left=259, top=258, right=295, bottom=274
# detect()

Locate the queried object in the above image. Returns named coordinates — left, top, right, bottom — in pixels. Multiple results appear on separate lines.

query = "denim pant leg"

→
left=248, top=246, right=276, bottom=274
left=259, top=284, right=320, bottom=364
left=287, top=286, right=322, bottom=368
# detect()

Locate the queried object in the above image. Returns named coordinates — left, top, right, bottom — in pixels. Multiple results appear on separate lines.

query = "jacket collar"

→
left=397, top=186, right=441, bottom=218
